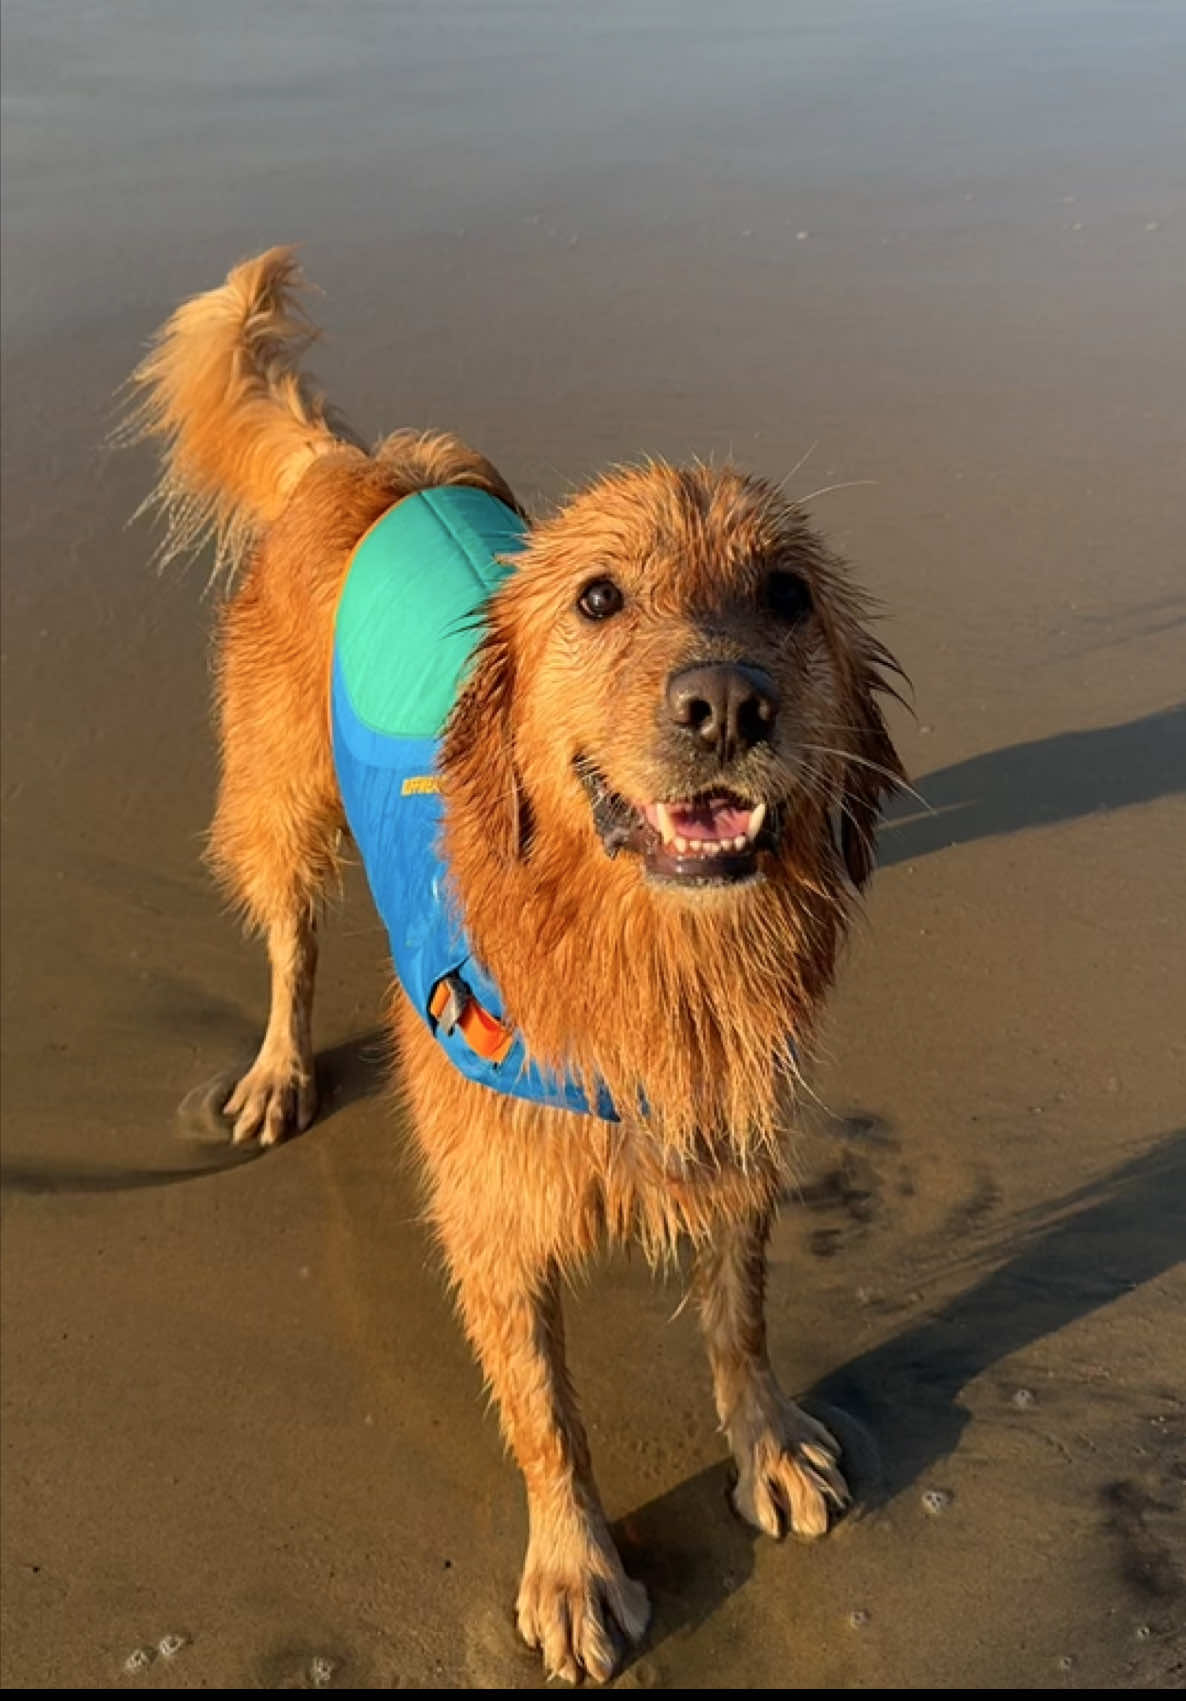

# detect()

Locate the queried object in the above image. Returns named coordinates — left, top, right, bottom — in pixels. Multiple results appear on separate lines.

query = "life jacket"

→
left=330, top=484, right=617, bottom=1120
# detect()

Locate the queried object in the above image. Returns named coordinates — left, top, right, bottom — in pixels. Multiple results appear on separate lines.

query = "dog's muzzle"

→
left=575, top=758, right=780, bottom=887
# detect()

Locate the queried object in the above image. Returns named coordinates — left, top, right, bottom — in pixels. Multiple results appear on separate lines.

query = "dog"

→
left=127, top=248, right=904, bottom=1684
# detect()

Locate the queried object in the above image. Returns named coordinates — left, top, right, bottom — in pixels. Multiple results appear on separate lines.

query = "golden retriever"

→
left=127, top=248, right=904, bottom=1684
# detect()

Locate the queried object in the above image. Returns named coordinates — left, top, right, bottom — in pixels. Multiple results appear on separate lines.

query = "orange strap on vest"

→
left=428, top=973, right=515, bottom=1066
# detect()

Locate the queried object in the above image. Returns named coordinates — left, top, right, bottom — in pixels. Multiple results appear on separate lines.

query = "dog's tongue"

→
left=674, top=799, right=751, bottom=841
left=644, top=797, right=752, bottom=844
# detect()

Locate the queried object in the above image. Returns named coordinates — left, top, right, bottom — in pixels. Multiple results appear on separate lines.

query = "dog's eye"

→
left=766, top=569, right=813, bottom=623
left=577, top=577, right=625, bottom=622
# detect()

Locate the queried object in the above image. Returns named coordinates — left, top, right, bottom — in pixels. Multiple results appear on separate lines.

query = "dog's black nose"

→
left=665, top=662, right=780, bottom=760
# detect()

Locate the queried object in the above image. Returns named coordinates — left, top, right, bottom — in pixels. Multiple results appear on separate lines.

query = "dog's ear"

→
left=440, top=625, right=531, bottom=865
left=837, top=649, right=906, bottom=889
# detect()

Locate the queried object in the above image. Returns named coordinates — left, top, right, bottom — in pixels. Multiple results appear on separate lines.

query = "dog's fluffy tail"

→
left=124, top=246, right=350, bottom=578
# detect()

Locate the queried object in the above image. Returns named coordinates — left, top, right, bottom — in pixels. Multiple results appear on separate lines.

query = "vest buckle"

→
left=428, top=972, right=515, bottom=1066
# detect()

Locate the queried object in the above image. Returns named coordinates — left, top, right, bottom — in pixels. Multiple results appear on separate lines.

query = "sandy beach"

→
left=3, top=0, right=1184, bottom=1687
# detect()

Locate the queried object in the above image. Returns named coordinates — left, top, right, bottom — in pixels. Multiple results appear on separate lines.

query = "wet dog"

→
left=128, top=248, right=904, bottom=1683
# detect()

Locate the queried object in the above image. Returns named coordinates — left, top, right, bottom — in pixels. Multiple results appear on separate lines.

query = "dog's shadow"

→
left=613, top=1458, right=759, bottom=1658
left=883, top=701, right=1185, bottom=865
left=173, top=1026, right=391, bottom=1152
left=314, top=1026, right=392, bottom=1118
left=614, top=1124, right=1186, bottom=1667
left=614, top=1393, right=881, bottom=1672
left=143, top=969, right=391, bottom=1133
left=0, top=1030, right=390, bottom=1198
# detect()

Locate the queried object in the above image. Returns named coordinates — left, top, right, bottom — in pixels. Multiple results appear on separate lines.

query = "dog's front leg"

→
left=448, top=1247, right=650, bottom=1682
left=693, top=1210, right=850, bottom=1539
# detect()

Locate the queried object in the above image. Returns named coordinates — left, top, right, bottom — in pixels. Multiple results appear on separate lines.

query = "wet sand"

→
left=3, top=1, right=1184, bottom=1687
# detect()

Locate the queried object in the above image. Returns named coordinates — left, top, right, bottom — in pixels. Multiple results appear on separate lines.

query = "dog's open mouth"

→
left=576, top=759, right=777, bottom=885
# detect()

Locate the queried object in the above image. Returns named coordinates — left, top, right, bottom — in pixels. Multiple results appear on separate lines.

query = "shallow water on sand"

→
left=3, top=1, right=1185, bottom=1689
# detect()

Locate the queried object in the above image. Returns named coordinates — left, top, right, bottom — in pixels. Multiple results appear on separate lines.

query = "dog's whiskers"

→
left=778, top=439, right=819, bottom=490
left=794, top=479, right=878, bottom=507
left=798, top=744, right=931, bottom=813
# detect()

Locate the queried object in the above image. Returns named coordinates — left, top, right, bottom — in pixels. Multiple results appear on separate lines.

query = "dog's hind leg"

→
left=693, top=1210, right=851, bottom=1539
left=206, top=569, right=345, bottom=1146
left=220, top=906, right=320, bottom=1146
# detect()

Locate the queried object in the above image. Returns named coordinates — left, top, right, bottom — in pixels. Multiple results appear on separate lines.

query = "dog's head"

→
left=443, top=462, right=904, bottom=903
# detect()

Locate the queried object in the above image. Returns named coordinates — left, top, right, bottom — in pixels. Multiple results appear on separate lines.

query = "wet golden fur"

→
left=128, top=248, right=904, bottom=1683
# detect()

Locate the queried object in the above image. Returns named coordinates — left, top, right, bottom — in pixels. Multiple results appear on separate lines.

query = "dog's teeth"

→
left=675, top=834, right=690, bottom=855
left=747, top=801, right=767, bottom=842
left=731, top=834, right=747, bottom=853
left=655, top=801, right=677, bottom=845
left=703, top=841, right=721, bottom=856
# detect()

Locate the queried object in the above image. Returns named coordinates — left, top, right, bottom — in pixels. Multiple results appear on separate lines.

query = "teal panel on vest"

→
left=334, top=486, right=526, bottom=740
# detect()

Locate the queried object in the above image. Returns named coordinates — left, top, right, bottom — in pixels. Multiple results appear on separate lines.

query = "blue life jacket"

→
left=330, top=485, right=618, bottom=1120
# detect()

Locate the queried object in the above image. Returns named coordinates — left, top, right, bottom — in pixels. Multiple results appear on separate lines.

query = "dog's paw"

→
left=732, top=1401, right=850, bottom=1541
left=515, top=1534, right=650, bottom=1685
left=222, top=1059, right=317, bottom=1147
